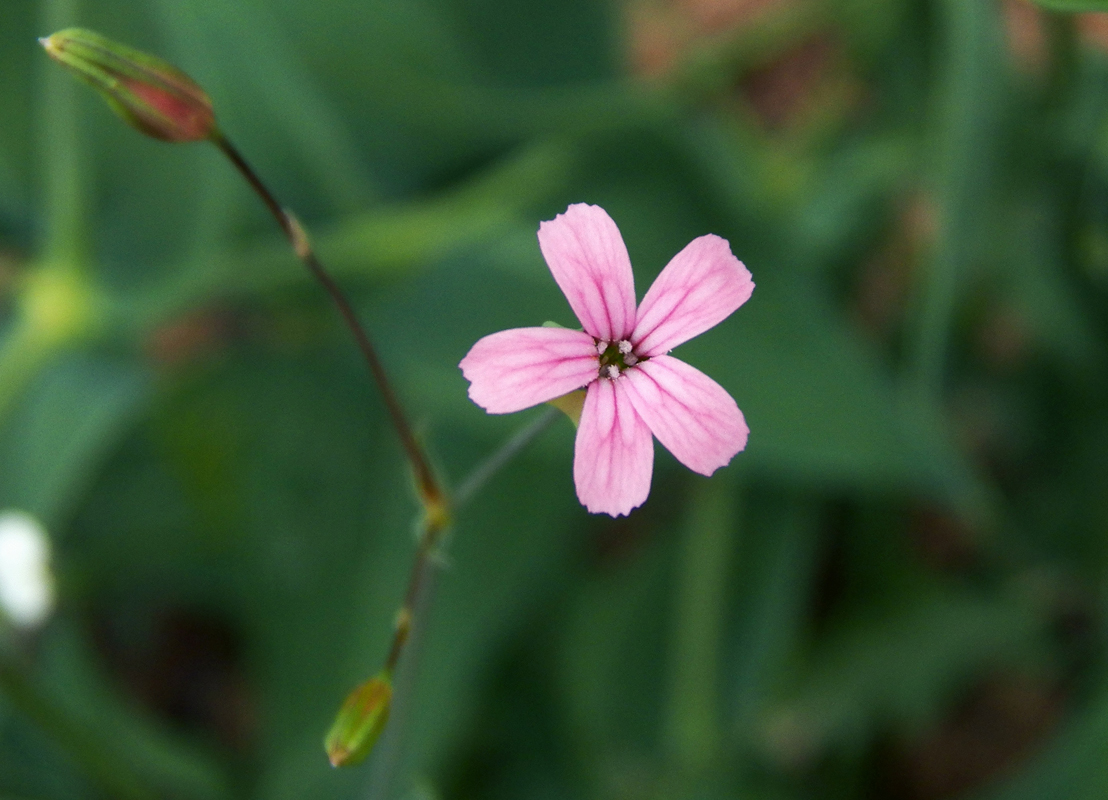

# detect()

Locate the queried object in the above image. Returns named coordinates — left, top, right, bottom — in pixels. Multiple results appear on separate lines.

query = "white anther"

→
left=624, top=354, right=639, bottom=366
left=618, top=340, right=633, bottom=354
left=605, top=365, right=620, bottom=379
left=596, top=341, right=608, bottom=355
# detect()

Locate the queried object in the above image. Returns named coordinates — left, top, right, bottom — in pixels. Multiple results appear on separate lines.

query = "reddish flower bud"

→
left=40, top=28, right=216, bottom=143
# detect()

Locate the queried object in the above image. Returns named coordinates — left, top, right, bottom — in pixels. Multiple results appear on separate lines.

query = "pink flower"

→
left=460, top=204, right=754, bottom=517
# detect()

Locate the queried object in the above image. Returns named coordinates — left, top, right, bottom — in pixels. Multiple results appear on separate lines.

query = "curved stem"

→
left=38, top=0, right=87, bottom=268
left=210, top=132, right=444, bottom=512
left=382, top=407, right=560, bottom=677
left=363, top=408, right=563, bottom=795
left=213, top=124, right=565, bottom=779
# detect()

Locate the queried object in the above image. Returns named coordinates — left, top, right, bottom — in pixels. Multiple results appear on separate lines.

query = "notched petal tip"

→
left=574, top=379, right=654, bottom=517
left=622, top=356, right=748, bottom=477
left=632, top=234, right=754, bottom=357
left=538, top=204, right=638, bottom=343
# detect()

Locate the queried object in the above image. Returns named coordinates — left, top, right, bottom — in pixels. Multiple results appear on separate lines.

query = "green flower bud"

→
left=324, top=672, right=392, bottom=767
left=40, top=28, right=216, bottom=143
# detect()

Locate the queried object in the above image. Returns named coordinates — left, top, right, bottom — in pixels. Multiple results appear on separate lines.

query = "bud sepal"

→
left=40, top=28, right=216, bottom=143
left=324, top=671, right=393, bottom=767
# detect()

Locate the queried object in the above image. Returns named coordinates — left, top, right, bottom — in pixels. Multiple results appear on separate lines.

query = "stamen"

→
left=624, top=353, right=638, bottom=366
left=605, top=365, right=620, bottom=379
left=596, top=341, right=608, bottom=355
left=618, top=340, right=633, bottom=354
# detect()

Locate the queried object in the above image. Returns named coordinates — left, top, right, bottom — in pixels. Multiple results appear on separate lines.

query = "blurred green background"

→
left=4, top=0, right=1108, bottom=797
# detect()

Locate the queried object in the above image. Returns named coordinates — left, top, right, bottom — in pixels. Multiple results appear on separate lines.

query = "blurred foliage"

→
left=1034, top=1, right=1108, bottom=12
left=3, top=0, right=1108, bottom=798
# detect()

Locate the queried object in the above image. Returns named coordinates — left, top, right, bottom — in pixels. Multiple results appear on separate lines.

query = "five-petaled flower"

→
left=460, top=203, right=754, bottom=517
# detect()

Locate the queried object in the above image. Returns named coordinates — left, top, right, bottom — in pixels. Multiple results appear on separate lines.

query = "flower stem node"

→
left=40, top=28, right=217, bottom=143
left=286, top=212, right=312, bottom=262
left=324, top=671, right=393, bottom=768
left=421, top=492, right=452, bottom=541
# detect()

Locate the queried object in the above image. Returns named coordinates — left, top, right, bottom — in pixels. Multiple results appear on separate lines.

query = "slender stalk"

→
left=38, top=0, right=86, bottom=268
left=362, top=408, right=564, bottom=796
left=906, top=0, right=1000, bottom=402
left=364, top=542, right=440, bottom=800
left=210, top=132, right=444, bottom=512
left=211, top=124, right=565, bottom=779
left=664, top=479, right=737, bottom=774
left=382, top=516, right=444, bottom=676
left=382, top=407, right=559, bottom=676
left=454, top=408, right=559, bottom=507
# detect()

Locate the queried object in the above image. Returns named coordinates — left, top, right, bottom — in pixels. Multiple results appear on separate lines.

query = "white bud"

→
left=0, top=511, right=55, bottom=629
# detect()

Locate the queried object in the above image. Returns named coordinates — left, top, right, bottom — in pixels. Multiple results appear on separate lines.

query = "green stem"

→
left=379, top=407, right=560, bottom=683
left=664, top=479, right=738, bottom=773
left=363, top=547, right=440, bottom=800
left=360, top=409, right=564, bottom=794
left=213, top=125, right=566, bottom=781
left=453, top=408, right=559, bottom=507
left=906, top=0, right=1001, bottom=402
left=381, top=513, right=446, bottom=677
left=38, top=0, right=87, bottom=268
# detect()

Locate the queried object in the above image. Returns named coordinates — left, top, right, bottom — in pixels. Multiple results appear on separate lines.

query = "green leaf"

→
left=116, top=139, right=578, bottom=333
left=729, top=494, right=824, bottom=731
left=148, top=0, right=378, bottom=209
left=431, top=0, right=617, bottom=86
left=0, top=353, right=150, bottom=527
left=0, top=1, right=34, bottom=221
left=555, top=523, right=673, bottom=761
left=1031, top=0, right=1108, bottom=11
left=38, top=623, right=233, bottom=800
left=66, top=349, right=583, bottom=798
left=761, top=588, right=1048, bottom=764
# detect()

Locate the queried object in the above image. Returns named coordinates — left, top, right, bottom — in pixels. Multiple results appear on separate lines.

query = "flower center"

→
left=595, top=339, right=641, bottom=379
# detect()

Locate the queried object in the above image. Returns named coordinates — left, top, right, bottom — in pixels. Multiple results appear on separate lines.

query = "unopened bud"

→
left=39, top=28, right=216, bottom=143
left=324, top=672, right=392, bottom=767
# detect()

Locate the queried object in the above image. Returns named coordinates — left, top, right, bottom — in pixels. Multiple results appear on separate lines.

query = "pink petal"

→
left=631, top=234, right=753, bottom=357
left=574, top=378, right=654, bottom=517
left=460, top=327, right=599, bottom=414
left=537, top=204, right=637, bottom=342
left=621, top=355, right=747, bottom=475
